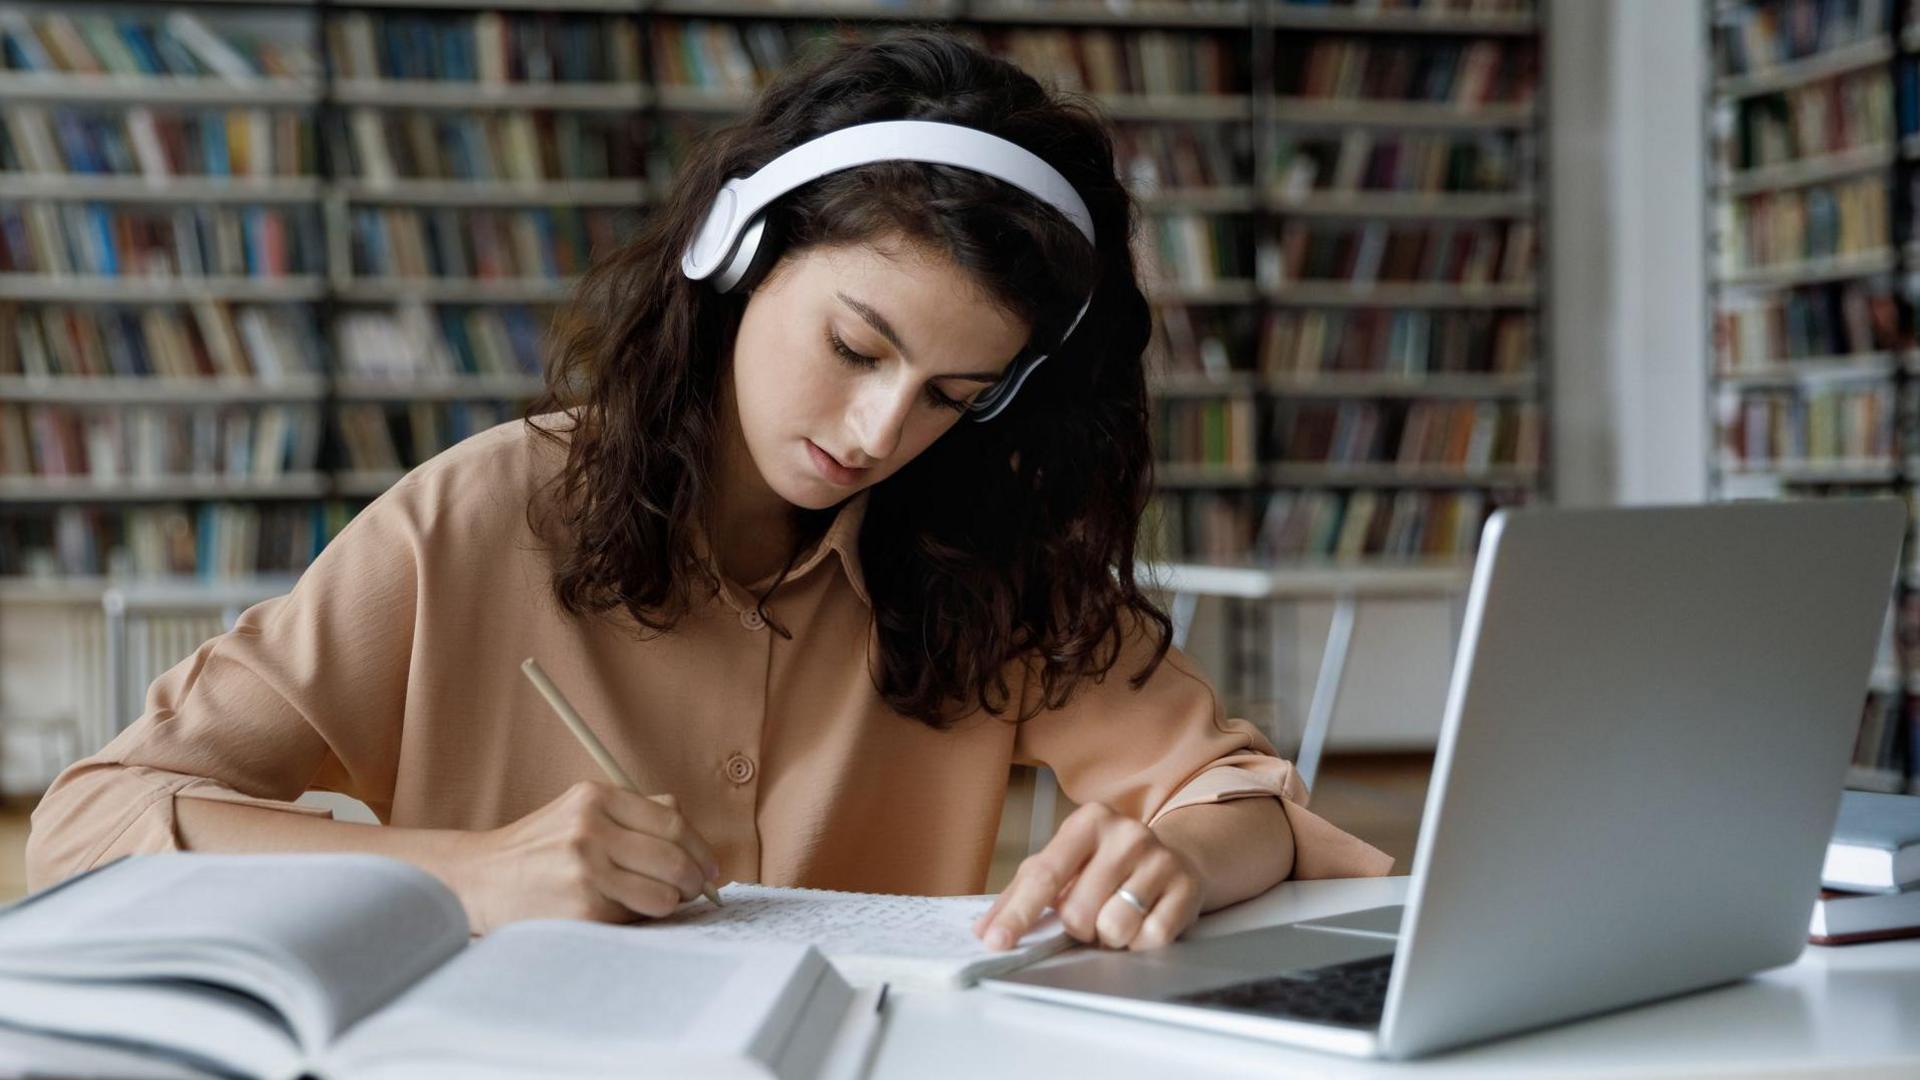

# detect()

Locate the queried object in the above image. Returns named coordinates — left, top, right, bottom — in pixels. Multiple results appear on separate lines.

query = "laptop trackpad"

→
left=1163, top=921, right=1398, bottom=978
left=1001, top=923, right=1397, bottom=1000
left=1295, top=904, right=1406, bottom=937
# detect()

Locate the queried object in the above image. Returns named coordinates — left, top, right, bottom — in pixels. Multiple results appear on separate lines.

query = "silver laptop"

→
left=984, top=499, right=1904, bottom=1060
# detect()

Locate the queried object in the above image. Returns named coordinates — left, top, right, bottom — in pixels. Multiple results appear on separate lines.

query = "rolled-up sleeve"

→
left=23, top=479, right=425, bottom=893
left=1012, top=608, right=1394, bottom=880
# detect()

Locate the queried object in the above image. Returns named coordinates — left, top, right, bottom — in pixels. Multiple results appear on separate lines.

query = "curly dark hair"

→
left=526, top=27, right=1172, bottom=730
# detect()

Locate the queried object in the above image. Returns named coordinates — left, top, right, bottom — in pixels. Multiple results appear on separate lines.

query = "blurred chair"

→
left=101, top=579, right=378, bottom=824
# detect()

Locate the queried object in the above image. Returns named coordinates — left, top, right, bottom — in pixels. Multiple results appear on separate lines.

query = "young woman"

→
left=26, top=30, right=1389, bottom=952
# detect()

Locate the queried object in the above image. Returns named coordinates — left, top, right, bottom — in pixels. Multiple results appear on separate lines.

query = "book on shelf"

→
left=1715, top=381, right=1894, bottom=467
left=1, top=302, right=322, bottom=382
left=1715, top=0, right=1890, bottom=82
left=0, top=10, right=315, bottom=82
left=1151, top=305, right=1255, bottom=383
left=0, top=853, right=886, bottom=1080
left=1266, top=219, right=1535, bottom=288
left=987, top=27, right=1249, bottom=99
left=1724, top=67, right=1890, bottom=175
left=335, top=400, right=515, bottom=472
left=1848, top=689, right=1906, bottom=784
left=1, top=104, right=316, bottom=181
left=0, top=501, right=352, bottom=578
left=1273, top=0, right=1535, bottom=9
left=348, top=206, right=632, bottom=282
left=1900, top=47, right=1919, bottom=142
left=1273, top=398, right=1540, bottom=471
left=1713, top=280, right=1902, bottom=371
left=329, top=107, right=642, bottom=187
left=651, top=19, right=806, bottom=95
left=1273, top=36, right=1538, bottom=107
left=1156, top=397, right=1256, bottom=469
left=0, top=403, right=323, bottom=482
left=326, top=11, right=640, bottom=87
left=335, top=303, right=548, bottom=381
left=1145, top=484, right=1517, bottom=567
left=1116, top=123, right=1249, bottom=195
left=1259, top=308, right=1532, bottom=377
left=1273, top=130, right=1529, bottom=198
left=1256, top=488, right=1492, bottom=563
left=1142, top=491, right=1257, bottom=564
left=1138, top=211, right=1257, bottom=290
left=0, top=203, right=324, bottom=279
left=1719, top=174, right=1888, bottom=275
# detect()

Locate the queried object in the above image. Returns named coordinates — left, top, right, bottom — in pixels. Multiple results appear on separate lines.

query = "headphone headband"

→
left=681, top=119, right=1097, bottom=422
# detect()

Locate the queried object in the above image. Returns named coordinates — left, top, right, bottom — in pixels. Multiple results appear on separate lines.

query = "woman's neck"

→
left=705, top=501, right=837, bottom=590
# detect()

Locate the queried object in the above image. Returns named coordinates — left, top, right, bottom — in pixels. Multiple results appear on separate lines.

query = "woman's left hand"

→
left=972, top=802, right=1204, bottom=952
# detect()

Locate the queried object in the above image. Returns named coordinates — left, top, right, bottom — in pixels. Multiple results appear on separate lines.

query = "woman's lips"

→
left=807, top=439, right=869, bottom=485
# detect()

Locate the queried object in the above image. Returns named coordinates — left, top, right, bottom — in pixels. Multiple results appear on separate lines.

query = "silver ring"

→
left=1115, top=887, right=1150, bottom=916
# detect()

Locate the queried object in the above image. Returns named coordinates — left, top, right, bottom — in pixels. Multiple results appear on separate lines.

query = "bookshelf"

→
left=0, top=1, right=1552, bottom=595
left=0, top=0, right=653, bottom=584
left=1140, top=0, right=1548, bottom=576
left=1706, top=0, right=1916, bottom=793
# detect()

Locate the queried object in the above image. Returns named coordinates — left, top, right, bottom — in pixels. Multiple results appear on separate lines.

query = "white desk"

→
left=868, top=877, right=1920, bottom=1079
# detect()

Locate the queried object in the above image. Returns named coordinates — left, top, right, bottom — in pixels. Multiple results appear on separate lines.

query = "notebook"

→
left=636, top=882, right=1073, bottom=989
left=0, top=853, right=881, bottom=1080
left=1822, top=791, right=1920, bottom=894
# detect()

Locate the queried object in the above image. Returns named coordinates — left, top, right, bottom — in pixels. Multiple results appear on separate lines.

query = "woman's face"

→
left=724, top=233, right=1032, bottom=511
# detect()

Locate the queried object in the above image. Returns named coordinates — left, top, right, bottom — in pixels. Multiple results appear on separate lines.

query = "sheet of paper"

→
left=628, top=884, right=1067, bottom=984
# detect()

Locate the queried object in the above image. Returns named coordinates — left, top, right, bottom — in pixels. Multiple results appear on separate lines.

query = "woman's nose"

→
left=850, top=379, right=918, bottom=463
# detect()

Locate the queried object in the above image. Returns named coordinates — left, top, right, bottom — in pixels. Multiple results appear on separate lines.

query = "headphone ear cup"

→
left=714, top=214, right=778, bottom=294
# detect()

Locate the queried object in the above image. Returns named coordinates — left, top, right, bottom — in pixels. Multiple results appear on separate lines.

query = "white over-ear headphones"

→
left=680, top=119, right=1096, bottom=422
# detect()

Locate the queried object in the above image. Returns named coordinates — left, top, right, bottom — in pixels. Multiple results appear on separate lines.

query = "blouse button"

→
left=740, top=609, right=766, bottom=631
left=724, top=753, right=756, bottom=785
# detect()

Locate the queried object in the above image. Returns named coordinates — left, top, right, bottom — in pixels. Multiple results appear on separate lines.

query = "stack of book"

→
left=1813, top=790, right=1920, bottom=945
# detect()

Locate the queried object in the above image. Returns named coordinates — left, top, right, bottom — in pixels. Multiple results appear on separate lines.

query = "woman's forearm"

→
left=175, top=797, right=480, bottom=905
left=1150, top=795, right=1297, bottom=912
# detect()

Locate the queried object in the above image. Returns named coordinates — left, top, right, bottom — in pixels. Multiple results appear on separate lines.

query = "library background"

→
left=0, top=0, right=1904, bottom=839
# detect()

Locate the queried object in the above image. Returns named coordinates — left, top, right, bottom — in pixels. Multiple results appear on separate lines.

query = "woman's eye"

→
left=828, top=329, right=878, bottom=369
left=829, top=330, right=969, bottom=413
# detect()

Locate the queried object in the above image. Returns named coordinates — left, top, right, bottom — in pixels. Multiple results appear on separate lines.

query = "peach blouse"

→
left=26, top=417, right=1392, bottom=894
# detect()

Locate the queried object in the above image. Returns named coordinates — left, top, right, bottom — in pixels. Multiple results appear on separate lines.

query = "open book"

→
left=0, top=854, right=882, bottom=1080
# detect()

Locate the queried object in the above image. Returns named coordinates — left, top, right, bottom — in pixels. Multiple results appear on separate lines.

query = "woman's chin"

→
left=773, top=473, right=858, bottom=511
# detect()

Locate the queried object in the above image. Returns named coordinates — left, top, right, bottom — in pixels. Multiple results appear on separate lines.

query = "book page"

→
left=326, top=921, right=829, bottom=1078
left=0, top=853, right=469, bottom=1051
left=628, top=884, right=1069, bottom=986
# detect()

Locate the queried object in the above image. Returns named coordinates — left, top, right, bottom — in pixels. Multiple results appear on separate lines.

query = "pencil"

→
left=521, top=657, right=725, bottom=908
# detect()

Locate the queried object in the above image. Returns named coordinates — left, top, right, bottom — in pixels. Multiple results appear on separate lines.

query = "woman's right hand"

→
left=450, top=780, right=724, bottom=934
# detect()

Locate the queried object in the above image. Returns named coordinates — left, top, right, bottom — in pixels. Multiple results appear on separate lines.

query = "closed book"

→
left=1809, top=887, right=1920, bottom=946
left=1823, top=791, right=1920, bottom=893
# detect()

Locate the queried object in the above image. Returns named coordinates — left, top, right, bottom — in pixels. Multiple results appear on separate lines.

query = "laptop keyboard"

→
left=1168, top=953, right=1392, bottom=1029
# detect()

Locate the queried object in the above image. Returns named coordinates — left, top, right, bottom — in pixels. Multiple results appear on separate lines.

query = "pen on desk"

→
left=520, top=656, right=725, bottom=909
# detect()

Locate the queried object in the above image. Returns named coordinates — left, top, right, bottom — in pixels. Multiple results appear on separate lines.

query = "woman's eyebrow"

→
left=836, top=291, right=1003, bottom=383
